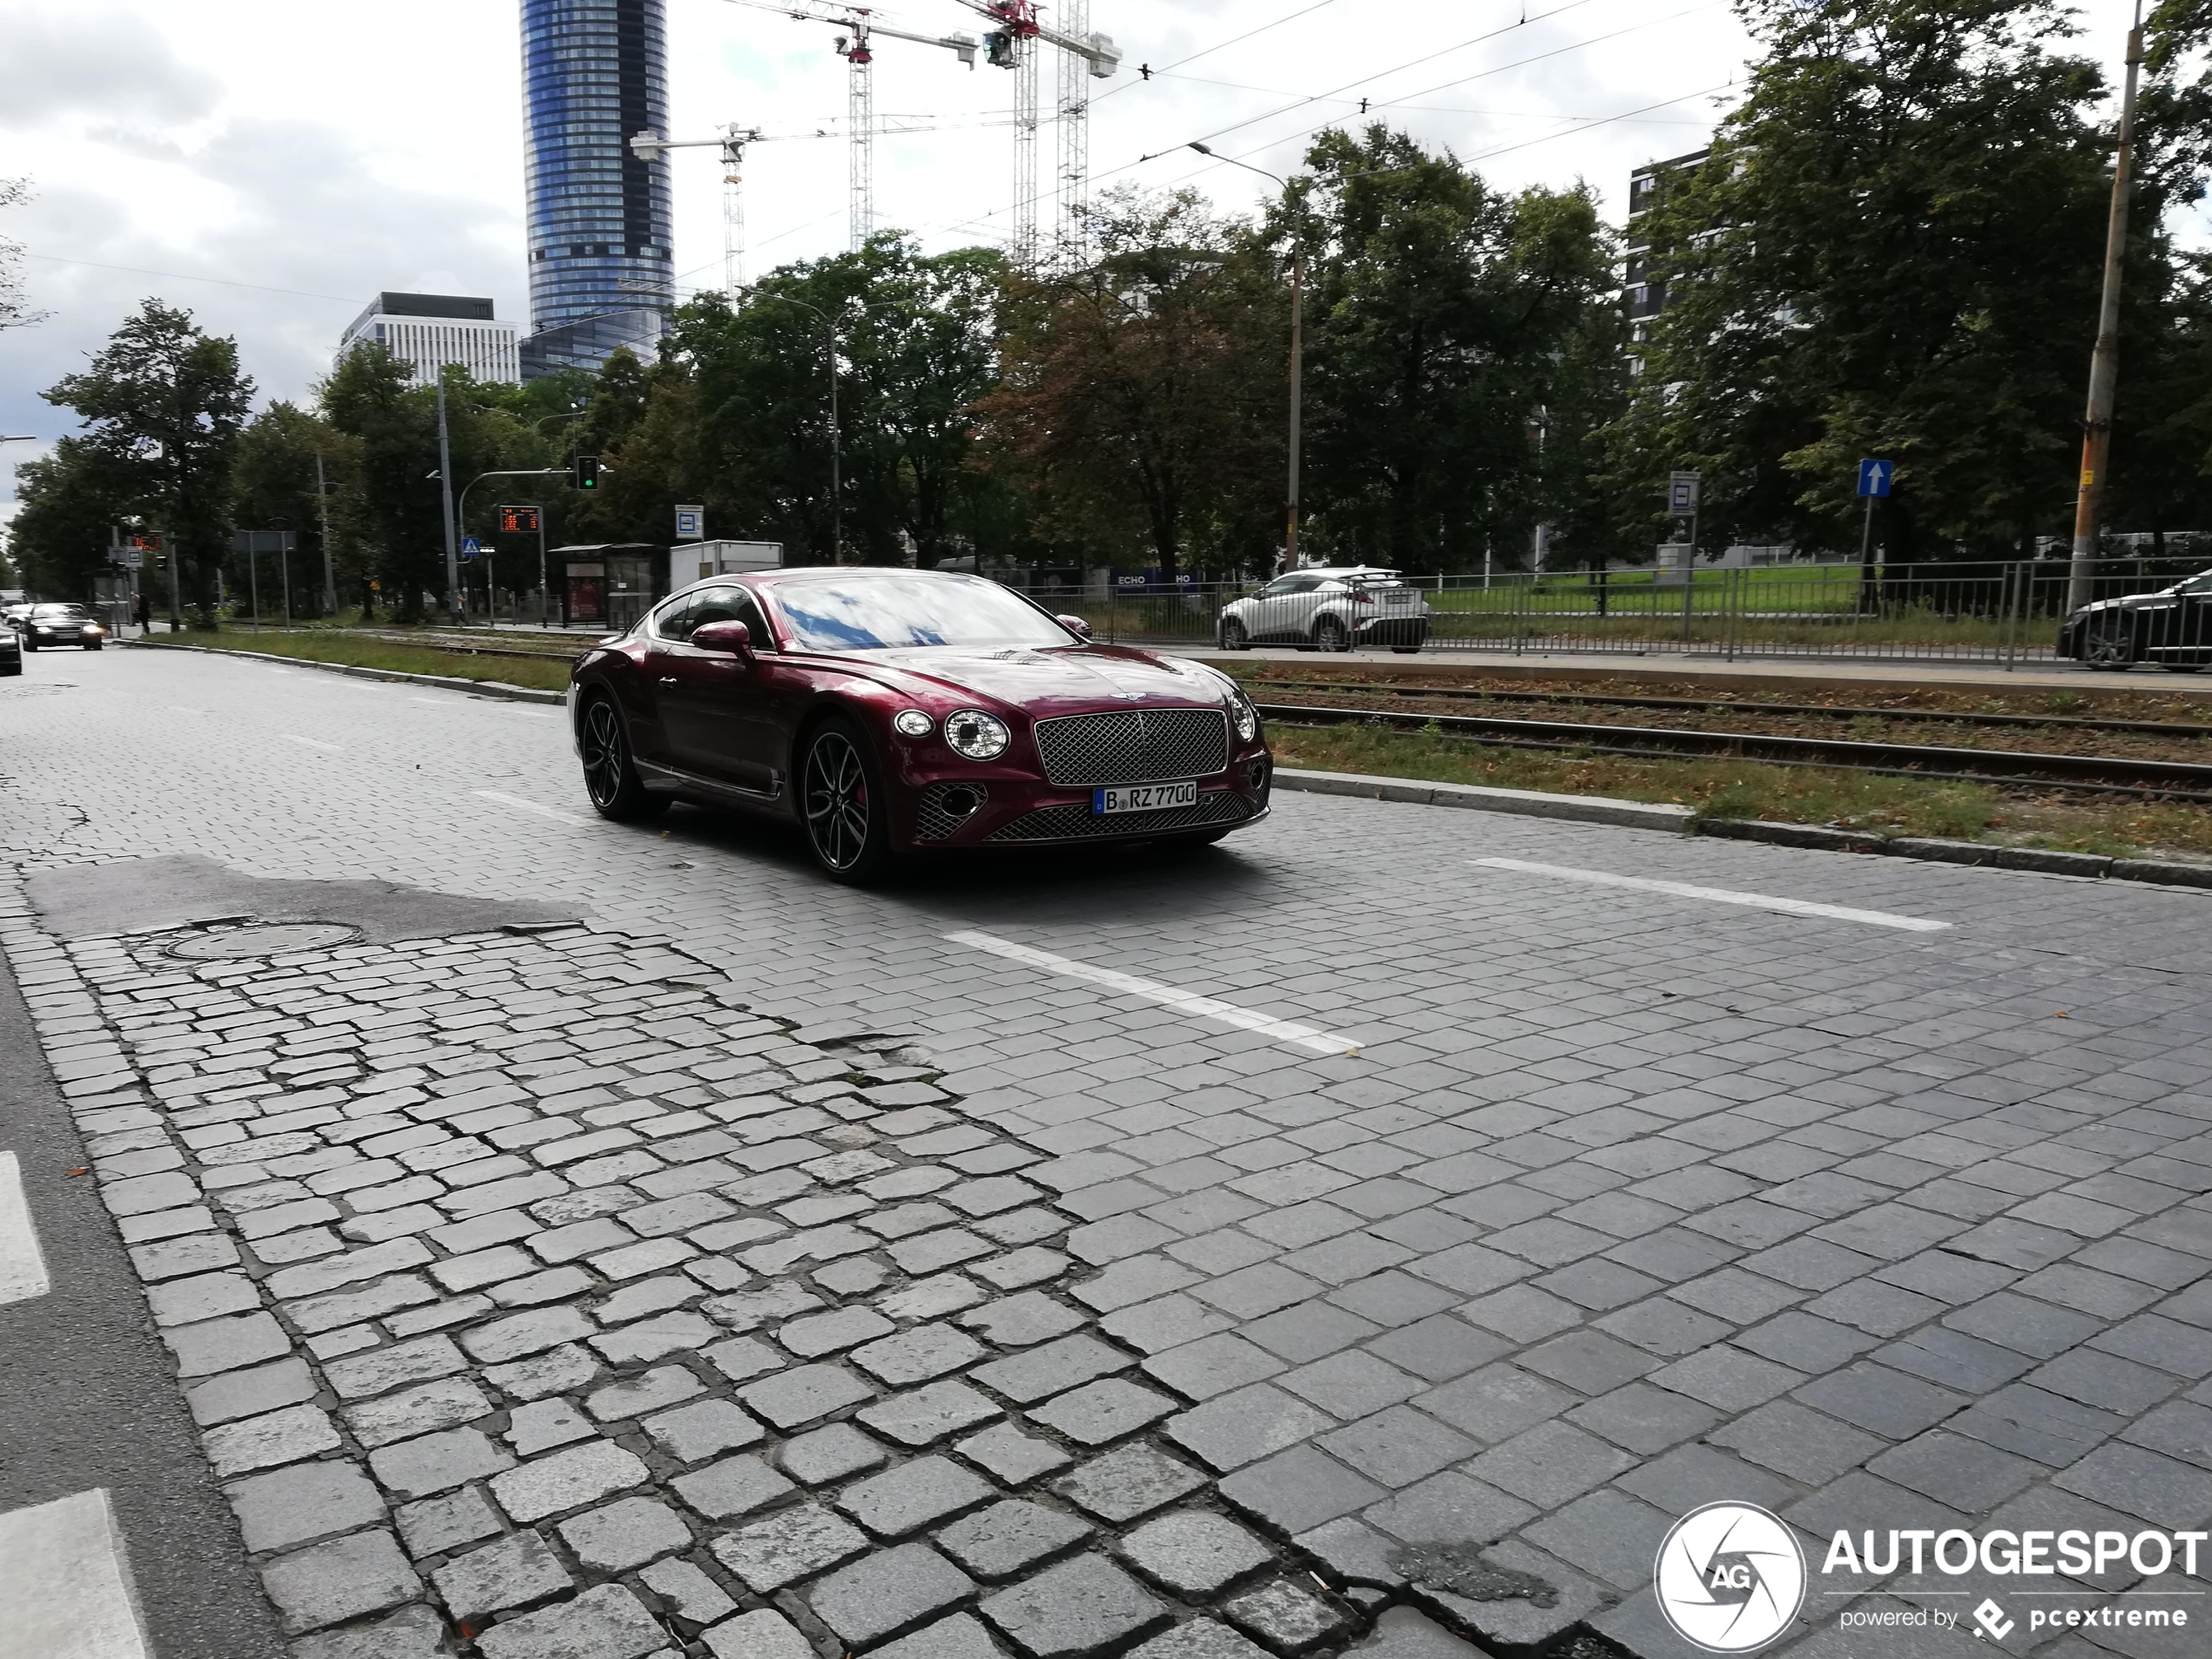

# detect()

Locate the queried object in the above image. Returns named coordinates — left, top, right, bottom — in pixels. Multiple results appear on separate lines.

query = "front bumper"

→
left=1355, top=615, right=1430, bottom=647
left=899, top=749, right=1273, bottom=850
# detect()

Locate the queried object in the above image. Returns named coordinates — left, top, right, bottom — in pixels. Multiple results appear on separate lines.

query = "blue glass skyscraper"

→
left=518, top=0, right=674, bottom=378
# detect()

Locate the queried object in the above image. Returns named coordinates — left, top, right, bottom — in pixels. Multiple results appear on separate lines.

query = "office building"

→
left=517, top=0, right=673, bottom=378
left=338, top=293, right=521, bottom=386
left=1623, top=149, right=1710, bottom=375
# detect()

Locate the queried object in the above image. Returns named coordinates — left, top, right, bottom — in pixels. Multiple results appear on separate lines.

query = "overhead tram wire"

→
left=1088, top=0, right=1353, bottom=105
left=1130, top=0, right=1730, bottom=196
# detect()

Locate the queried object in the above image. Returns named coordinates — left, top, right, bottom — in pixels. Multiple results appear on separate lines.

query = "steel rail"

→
left=1252, top=700, right=2212, bottom=800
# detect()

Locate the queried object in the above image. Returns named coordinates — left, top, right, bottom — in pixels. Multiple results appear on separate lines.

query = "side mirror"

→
left=1056, top=614, right=1092, bottom=639
left=691, top=619, right=754, bottom=659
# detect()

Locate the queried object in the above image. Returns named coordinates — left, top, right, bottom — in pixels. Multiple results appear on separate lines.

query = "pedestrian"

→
left=132, top=591, right=152, bottom=636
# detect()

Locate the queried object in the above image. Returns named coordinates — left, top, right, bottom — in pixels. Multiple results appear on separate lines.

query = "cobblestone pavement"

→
left=4, top=648, right=2212, bottom=1659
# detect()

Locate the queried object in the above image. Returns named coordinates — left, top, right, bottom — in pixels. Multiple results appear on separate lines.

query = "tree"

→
left=981, top=187, right=1285, bottom=583
left=233, top=403, right=359, bottom=618
left=8, top=438, right=144, bottom=600
left=1291, top=129, right=1623, bottom=573
left=0, top=177, right=48, bottom=335
left=43, top=300, right=253, bottom=623
left=1613, top=0, right=2121, bottom=562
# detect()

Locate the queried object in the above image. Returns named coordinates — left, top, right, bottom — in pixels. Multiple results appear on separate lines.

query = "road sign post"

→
left=1856, top=457, right=1892, bottom=611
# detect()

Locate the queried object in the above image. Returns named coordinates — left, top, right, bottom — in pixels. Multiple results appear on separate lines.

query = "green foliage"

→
left=41, top=300, right=253, bottom=623
left=981, top=187, right=1287, bottom=581
left=233, top=403, right=358, bottom=618
left=10, top=437, right=143, bottom=600
left=1290, top=128, right=1624, bottom=574
left=1612, top=0, right=2120, bottom=560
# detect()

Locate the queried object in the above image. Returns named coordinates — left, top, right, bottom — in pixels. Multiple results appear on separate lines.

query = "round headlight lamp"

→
left=892, top=709, right=934, bottom=738
left=1231, top=695, right=1258, bottom=744
left=943, top=710, right=1010, bottom=760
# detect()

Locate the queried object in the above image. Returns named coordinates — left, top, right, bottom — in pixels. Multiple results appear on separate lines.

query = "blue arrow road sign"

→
left=460, top=536, right=482, bottom=561
left=1857, top=459, right=1892, bottom=498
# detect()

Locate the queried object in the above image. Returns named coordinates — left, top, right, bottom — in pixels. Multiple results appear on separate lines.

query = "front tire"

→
left=1220, top=618, right=1249, bottom=651
left=1391, top=646, right=1420, bottom=655
left=800, top=717, right=895, bottom=884
left=579, top=695, right=667, bottom=822
left=1316, top=616, right=1351, bottom=652
left=86, top=640, right=103, bottom=651
left=2082, top=615, right=2135, bottom=671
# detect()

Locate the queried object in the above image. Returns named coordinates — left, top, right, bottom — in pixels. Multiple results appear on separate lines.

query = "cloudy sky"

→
left=0, top=0, right=2159, bottom=517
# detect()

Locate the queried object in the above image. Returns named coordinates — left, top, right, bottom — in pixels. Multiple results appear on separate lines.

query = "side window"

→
left=688, top=587, right=772, bottom=647
left=1258, top=578, right=1294, bottom=598
left=652, top=594, right=697, bottom=641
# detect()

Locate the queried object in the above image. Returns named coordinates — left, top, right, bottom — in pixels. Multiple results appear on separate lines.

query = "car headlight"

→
left=1231, top=694, right=1258, bottom=744
left=893, top=709, right=934, bottom=738
left=943, top=710, right=1009, bottom=760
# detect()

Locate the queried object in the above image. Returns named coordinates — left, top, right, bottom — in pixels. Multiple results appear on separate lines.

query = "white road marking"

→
left=944, top=929, right=1360, bottom=1056
left=0, top=1153, right=50, bottom=1306
left=280, top=734, right=342, bottom=752
left=0, top=1489, right=153, bottom=1659
left=475, top=789, right=590, bottom=827
left=1470, top=857, right=1951, bottom=933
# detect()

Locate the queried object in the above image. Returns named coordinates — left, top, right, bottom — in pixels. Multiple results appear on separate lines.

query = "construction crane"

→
left=954, top=1, right=1120, bottom=266
left=722, top=0, right=979, bottom=253
left=631, top=125, right=830, bottom=295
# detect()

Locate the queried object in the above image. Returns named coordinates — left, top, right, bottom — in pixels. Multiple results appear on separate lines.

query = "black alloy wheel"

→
left=1316, top=615, right=1351, bottom=651
left=802, top=718, right=894, bottom=883
left=579, top=695, right=667, bottom=821
left=2082, top=614, right=2136, bottom=671
left=1220, top=618, right=1249, bottom=651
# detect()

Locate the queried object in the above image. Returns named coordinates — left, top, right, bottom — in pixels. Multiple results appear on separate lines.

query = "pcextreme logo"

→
left=1655, top=1503, right=1808, bottom=1653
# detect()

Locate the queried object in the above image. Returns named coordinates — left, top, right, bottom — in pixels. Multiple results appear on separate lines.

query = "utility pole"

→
left=314, top=452, right=338, bottom=617
left=1286, top=246, right=1303, bottom=573
left=436, top=376, right=461, bottom=623
left=2067, top=0, right=2146, bottom=615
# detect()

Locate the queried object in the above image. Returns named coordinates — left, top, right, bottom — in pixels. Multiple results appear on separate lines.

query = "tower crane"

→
left=721, top=0, right=980, bottom=253
left=950, top=1, right=1120, bottom=266
left=631, top=125, right=830, bottom=295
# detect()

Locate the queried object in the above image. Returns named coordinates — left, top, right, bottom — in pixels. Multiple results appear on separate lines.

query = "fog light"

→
left=893, top=709, right=934, bottom=738
left=939, top=786, right=982, bottom=819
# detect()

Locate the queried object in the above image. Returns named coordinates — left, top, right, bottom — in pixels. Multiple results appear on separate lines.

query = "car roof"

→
left=1289, top=566, right=1401, bottom=578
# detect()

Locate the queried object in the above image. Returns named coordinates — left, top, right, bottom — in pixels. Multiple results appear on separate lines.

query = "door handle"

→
left=658, top=677, right=677, bottom=686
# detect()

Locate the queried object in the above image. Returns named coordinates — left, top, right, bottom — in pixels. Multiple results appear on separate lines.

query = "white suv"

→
left=1217, top=566, right=1431, bottom=652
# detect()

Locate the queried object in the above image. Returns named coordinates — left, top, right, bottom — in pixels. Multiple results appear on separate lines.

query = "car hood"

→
left=2074, top=590, right=2180, bottom=617
left=825, top=644, right=1231, bottom=716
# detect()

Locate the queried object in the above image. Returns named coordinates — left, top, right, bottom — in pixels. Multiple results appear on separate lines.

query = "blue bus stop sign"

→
left=1857, top=459, right=1892, bottom=498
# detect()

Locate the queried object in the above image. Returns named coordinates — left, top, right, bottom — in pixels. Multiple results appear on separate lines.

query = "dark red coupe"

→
left=568, top=569, right=1272, bottom=881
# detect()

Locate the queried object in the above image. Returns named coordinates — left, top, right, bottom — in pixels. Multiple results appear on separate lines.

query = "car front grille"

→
left=986, top=789, right=1254, bottom=842
left=1031, top=708, right=1229, bottom=786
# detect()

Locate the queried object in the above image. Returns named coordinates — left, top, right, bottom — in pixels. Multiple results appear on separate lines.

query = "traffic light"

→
left=573, top=455, right=602, bottom=490
left=985, top=29, right=1014, bottom=66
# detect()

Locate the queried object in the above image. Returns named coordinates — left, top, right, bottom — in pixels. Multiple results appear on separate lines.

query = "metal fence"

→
left=1027, top=558, right=2212, bottom=667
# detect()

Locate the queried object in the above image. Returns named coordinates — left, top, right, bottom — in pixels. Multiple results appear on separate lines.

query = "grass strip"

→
left=145, top=631, right=572, bottom=693
left=1270, top=721, right=2212, bottom=861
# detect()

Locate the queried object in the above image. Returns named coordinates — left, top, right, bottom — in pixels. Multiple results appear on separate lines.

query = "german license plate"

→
left=1094, top=780, right=1198, bottom=815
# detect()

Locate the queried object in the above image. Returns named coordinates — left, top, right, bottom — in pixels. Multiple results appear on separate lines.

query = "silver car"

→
left=1217, top=566, right=1432, bottom=652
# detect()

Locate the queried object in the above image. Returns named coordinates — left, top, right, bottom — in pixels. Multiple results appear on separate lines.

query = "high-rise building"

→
left=1623, top=149, right=1710, bottom=376
left=517, top=0, right=674, bottom=380
left=339, top=293, right=521, bottom=386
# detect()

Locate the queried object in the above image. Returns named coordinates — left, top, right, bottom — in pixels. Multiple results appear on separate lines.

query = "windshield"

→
left=772, top=575, right=1072, bottom=652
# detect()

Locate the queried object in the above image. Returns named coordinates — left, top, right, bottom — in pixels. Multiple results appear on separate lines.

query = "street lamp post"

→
left=771, top=294, right=846, bottom=562
left=436, top=377, right=462, bottom=623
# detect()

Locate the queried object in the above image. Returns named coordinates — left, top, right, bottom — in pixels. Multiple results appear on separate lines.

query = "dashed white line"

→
left=0, top=1489, right=153, bottom=1659
left=475, top=789, right=590, bottom=827
left=0, top=1153, right=50, bottom=1306
left=944, top=929, right=1360, bottom=1056
left=280, top=734, right=342, bottom=752
left=1469, top=857, right=1951, bottom=933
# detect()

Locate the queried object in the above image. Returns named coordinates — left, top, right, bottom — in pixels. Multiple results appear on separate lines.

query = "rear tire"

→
left=1220, top=618, right=1249, bottom=651
left=1316, top=616, right=1351, bottom=652
left=578, top=694, right=667, bottom=822
left=800, top=716, right=896, bottom=885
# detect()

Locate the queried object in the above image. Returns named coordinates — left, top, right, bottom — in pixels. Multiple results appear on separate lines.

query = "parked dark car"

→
left=2060, top=569, right=2212, bottom=671
left=21, top=604, right=105, bottom=651
left=568, top=569, right=1272, bottom=882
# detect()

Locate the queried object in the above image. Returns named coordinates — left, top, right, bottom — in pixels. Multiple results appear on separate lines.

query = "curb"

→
left=122, top=638, right=565, bottom=705
left=1271, top=767, right=1695, bottom=832
left=1271, top=765, right=2212, bottom=891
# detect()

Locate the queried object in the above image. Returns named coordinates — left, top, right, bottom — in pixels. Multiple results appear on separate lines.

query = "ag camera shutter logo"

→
left=1656, top=1502, right=1807, bottom=1652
